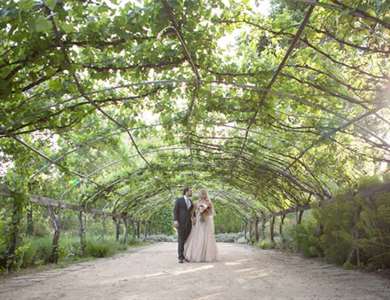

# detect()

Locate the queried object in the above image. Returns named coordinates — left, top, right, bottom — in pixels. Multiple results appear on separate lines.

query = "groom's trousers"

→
left=178, top=222, right=192, bottom=260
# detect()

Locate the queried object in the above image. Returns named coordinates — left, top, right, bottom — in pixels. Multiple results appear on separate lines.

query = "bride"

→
left=184, top=189, right=218, bottom=262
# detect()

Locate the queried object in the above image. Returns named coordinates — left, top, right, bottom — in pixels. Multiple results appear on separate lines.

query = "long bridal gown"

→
left=184, top=202, right=218, bottom=262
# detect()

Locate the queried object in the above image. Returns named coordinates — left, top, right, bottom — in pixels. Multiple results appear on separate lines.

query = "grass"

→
left=0, top=234, right=149, bottom=276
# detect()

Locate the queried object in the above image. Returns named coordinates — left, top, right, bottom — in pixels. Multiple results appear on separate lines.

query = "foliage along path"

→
left=1, top=242, right=389, bottom=300
left=1, top=0, right=389, bottom=221
left=1, top=0, right=390, bottom=276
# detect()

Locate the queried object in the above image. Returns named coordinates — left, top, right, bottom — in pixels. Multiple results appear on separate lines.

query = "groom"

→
left=173, top=186, right=193, bottom=263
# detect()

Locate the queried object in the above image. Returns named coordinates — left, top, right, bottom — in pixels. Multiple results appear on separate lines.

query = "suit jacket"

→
left=173, top=196, right=193, bottom=229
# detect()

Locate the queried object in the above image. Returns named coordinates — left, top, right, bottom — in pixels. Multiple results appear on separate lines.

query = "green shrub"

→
left=251, top=177, right=389, bottom=270
left=32, top=222, right=50, bottom=237
left=1, top=234, right=139, bottom=271
left=85, top=239, right=127, bottom=258
left=357, top=175, right=382, bottom=190
left=85, top=240, right=114, bottom=258
left=383, top=172, right=390, bottom=183
left=215, top=232, right=244, bottom=243
left=59, top=235, right=81, bottom=260
left=236, top=236, right=247, bottom=244
left=256, top=240, right=274, bottom=249
left=14, top=236, right=53, bottom=269
left=293, top=224, right=321, bottom=258
left=126, top=236, right=142, bottom=246
left=315, top=175, right=390, bottom=268
left=317, top=197, right=355, bottom=264
left=0, top=238, right=7, bottom=272
left=144, top=234, right=176, bottom=242
left=356, top=191, right=390, bottom=268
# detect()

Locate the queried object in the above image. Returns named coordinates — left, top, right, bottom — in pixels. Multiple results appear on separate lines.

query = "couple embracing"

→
left=173, top=187, right=218, bottom=263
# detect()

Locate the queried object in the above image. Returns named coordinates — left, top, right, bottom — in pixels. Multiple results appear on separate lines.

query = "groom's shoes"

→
left=178, top=259, right=184, bottom=263
left=184, top=258, right=190, bottom=263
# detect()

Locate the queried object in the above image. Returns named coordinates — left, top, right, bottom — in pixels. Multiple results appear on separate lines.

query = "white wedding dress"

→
left=184, top=201, right=218, bottom=262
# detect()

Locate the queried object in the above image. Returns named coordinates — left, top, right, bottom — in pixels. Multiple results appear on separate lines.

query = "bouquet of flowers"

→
left=199, top=203, right=210, bottom=223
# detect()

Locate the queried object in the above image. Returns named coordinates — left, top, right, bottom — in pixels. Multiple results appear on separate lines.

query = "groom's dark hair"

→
left=182, top=186, right=191, bottom=195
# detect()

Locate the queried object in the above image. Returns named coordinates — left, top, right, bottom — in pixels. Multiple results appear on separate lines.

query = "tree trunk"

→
left=79, top=210, right=86, bottom=256
left=270, top=216, right=275, bottom=244
left=255, top=216, right=260, bottom=242
left=279, top=214, right=286, bottom=238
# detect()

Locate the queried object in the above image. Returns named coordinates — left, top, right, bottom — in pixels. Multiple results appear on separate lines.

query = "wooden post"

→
left=248, top=219, right=253, bottom=244
left=279, top=214, right=286, bottom=238
left=113, top=216, right=121, bottom=241
left=316, top=201, right=324, bottom=237
left=261, top=216, right=266, bottom=239
left=136, top=221, right=140, bottom=239
left=101, top=214, right=106, bottom=240
left=5, top=192, right=25, bottom=271
left=270, top=216, right=275, bottom=244
left=132, top=219, right=137, bottom=238
left=48, top=206, right=61, bottom=263
left=79, top=210, right=86, bottom=256
left=297, top=210, right=304, bottom=225
left=26, top=203, right=33, bottom=236
left=143, top=220, right=148, bottom=239
left=122, top=215, right=129, bottom=244
left=243, top=220, right=247, bottom=240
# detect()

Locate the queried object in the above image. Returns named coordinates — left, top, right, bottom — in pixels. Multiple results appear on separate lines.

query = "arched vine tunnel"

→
left=0, top=0, right=389, bottom=272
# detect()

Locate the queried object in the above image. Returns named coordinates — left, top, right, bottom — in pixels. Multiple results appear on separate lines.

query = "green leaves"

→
left=60, top=22, right=75, bottom=34
left=34, top=16, right=52, bottom=33
left=0, top=79, right=11, bottom=98
left=0, top=0, right=388, bottom=225
left=18, top=0, right=35, bottom=11
left=48, top=79, right=62, bottom=92
left=45, top=0, right=57, bottom=11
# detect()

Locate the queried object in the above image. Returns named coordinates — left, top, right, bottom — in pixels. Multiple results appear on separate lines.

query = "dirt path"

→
left=1, top=242, right=389, bottom=300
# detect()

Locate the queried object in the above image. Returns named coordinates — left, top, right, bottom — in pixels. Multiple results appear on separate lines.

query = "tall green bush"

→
left=357, top=190, right=390, bottom=268
left=316, top=176, right=390, bottom=268
left=291, top=219, right=321, bottom=258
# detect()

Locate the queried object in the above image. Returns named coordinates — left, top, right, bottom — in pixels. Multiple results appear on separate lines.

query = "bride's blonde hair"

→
left=199, top=189, right=213, bottom=215
left=199, top=189, right=209, bottom=201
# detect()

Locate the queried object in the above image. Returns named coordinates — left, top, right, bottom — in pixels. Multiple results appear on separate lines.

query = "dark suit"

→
left=174, top=196, right=193, bottom=260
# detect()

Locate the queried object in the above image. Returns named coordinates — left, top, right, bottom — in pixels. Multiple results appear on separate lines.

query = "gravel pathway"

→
left=1, top=242, right=389, bottom=300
